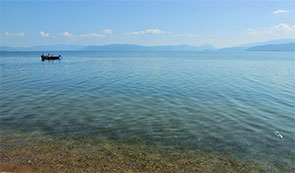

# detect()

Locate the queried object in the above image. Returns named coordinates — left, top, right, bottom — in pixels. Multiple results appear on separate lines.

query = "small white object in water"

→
left=274, top=131, right=283, bottom=139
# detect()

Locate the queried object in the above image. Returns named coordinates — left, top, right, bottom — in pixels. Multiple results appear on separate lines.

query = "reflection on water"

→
left=0, top=51, right=294, bottom=171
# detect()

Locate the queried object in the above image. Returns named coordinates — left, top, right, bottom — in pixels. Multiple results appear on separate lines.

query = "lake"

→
left=0, top=51, right=294, bottom=172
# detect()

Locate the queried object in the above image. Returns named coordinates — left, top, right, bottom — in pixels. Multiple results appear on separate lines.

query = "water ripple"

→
left=1, top=51, right=294, bottom=167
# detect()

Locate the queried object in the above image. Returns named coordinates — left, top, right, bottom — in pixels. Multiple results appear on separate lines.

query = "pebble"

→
left=274, top=131, right=283, bottom=139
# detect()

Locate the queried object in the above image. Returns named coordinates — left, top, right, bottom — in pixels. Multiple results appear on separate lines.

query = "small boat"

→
left=41, top=54, right=62, bottom=61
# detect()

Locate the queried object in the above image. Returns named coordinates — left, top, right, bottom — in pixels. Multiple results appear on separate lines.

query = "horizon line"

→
left=1, top=38, right=295, bottom=50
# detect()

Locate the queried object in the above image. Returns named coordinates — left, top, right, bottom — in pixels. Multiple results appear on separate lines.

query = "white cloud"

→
left=126, top=29, right=166, bottom=35
left=59, top=32, right=75, bottom=38
left=175, top=32, right=198, bottom=38
left=79, top=33, right=106, bottom=38
left=248, top=23, right=295, bottom=38
left=126, top=31, right=141, bottom=35
left=5, top=32, right=24, bottom=37
left=78, top=29, right=112, bottom=38
left=146, top=29, right=166, bottom=34
left=273, top=9, right=289, bottom=14
left=126, top=31, right=145, bottom=35
left=270, top=23, right=295, bottom=32
left=103, top=29, right=112, bottom=35
left=40, top=31, right=49, bottom=37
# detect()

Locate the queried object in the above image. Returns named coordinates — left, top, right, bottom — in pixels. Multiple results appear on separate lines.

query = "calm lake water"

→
left=0, top=51, right=294, bottom=171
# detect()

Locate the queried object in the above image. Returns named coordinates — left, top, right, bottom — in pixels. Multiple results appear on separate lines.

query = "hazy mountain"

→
left=1, top=44, right=216, bottom=51
left=218, top=38, right=295, bottom=52
left=28, top=45, right=85, bottom=51
left=0, top=46, right=20, bottom=51
left=218, top=47, right=247, bottom=52
left=246, top=43, right=295, bottom=52
left=198, top=44, right=217, bottom=51
left=0, top=44, right=84, bottom=51
left=1, top=39, right=294, bottom=52
left=82, top=44, right=217, bottom=51
left=242, top=38, right=295, bottom=48
left=82, top=44, right=146, bottom=51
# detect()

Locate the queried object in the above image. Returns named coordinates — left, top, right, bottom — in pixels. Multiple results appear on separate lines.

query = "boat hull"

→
left=41, top=55, right=61, bottom=61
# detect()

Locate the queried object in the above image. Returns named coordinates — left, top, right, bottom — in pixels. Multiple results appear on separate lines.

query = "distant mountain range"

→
left=218, top=38, right=295, bottom=52
left=0, top=44, right=85, bottom=51
left=246, top=43, right=295, bottom=52
left=0, top=44, right=216, bottom=52
left=1, top=39, right=294, bottom=52
left=82, top=44, right=217, bottom=51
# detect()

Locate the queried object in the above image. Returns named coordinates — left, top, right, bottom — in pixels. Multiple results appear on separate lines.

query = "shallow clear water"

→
left=0, top=51, right=294, bottom=169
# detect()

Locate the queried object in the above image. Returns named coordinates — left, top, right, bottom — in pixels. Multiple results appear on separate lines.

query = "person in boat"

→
left=48, top=53, right=50, bottom=57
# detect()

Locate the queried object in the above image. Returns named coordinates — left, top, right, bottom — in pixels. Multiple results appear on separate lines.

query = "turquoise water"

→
left=0, top=51, right=294, bottom=169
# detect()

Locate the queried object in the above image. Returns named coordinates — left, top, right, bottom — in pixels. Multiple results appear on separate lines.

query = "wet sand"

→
left=1, top=134, right=292, bottom=173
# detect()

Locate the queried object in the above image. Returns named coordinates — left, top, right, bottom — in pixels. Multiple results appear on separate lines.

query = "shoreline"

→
left=1, top=135, right=293, bottom=172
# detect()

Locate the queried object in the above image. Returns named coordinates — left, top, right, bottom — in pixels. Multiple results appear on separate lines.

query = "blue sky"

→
left=1, top=0, right=295, bottom=48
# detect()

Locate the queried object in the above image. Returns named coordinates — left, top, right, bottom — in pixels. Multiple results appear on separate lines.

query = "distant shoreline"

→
left=1, top=42, right=295, bottom=52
